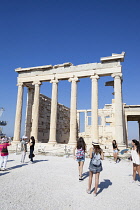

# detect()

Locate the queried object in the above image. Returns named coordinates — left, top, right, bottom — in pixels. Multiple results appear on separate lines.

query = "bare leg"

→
left=133, top=163, right=137, bottom=180
left=94, top=172, right=100, bottom=194
left=88, top=171, right=93, bottom=191
left=78, top=162, right=80, bottom=177
left=136, top=165, right=140, bottom=177
left=113, top=152, right=118, bottom=162
left=79, top=161, right=84, bottom=178
left=138, top=165, right=140, bottom=177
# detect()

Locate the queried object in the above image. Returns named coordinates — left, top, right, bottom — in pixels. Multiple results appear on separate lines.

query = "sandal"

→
left=86, top=189, right=91, bottom=194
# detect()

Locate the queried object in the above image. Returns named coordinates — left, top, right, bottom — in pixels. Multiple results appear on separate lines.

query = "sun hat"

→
left=92, top=141, right=100, bottom=146
left=22, top=135, right=28, bottom=139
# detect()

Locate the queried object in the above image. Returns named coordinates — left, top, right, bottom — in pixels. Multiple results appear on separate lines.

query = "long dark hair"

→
left=30, top=136, right=35, bottom=145
left=77, top=137, right=86, bottom=151
left=93, top=145, right=102, bottom=155
left=112, top=140, right=117, bottom=146
left=132, top=139, right=140, bottom=156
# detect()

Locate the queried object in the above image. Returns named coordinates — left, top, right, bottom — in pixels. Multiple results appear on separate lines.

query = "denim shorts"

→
left=113, top=149, right=118, bottom=153
left=76, top=157, right=85, bottom=162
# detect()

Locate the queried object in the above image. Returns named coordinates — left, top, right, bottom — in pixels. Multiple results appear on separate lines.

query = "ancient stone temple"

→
left=14, top=52, right=136, bottom=149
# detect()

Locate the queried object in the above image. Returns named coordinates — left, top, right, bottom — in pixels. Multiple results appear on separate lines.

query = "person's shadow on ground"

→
left=97, top=179, right=112, bottom=195
left=0, top=171, right=10, bottom=176
left=82, top=171, right=89, bottom=180
left=33, top=160, right=49, bottom=163
left=8, top=160, right=49, bottom=169
left=8, top=164, right=28, bottom=170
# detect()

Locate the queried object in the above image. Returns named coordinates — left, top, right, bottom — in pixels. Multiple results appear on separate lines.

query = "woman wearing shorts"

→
left=73, top=137, right=86, bottom=181
left=112, top=140, right=119, bottom=163
left=87, top=142, right=104, bottom=196
left=131, top=139, right=140, bottom=182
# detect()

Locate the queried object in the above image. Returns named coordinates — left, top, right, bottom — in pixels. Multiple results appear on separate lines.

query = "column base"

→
left=48, top=141, right=57, bottom=146
left=68, top=142, right=77, bottom=146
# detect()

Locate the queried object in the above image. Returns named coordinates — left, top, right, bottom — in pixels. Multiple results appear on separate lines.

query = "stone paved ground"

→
left=0, top=153, right=140, bottom=210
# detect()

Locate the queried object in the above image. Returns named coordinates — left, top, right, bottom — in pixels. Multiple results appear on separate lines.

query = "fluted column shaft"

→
left=91, top=75, right=99, bottom=143
left=112, top=73, right=123, bottom=144
left=31, top=81, right=41, bottom=141
left=25, top=88, right=34, bottom=138
left=13, top=82, right=24, bottom=141
left=69, top=77, right=79, bottom=144
left=77, top=111, right=80, bottom=133
left=49, top=78, right=59, bottom=144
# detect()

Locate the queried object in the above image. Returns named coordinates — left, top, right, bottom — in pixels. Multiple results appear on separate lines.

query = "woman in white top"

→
left=131, top=139, right=140, bottom=181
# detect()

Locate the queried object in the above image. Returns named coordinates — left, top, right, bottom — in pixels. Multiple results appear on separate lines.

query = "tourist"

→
left=0, top=137, right=11, bottom=171
left=112, top=140, right=120, bottom=163
left=87, top=142, right=104, bottom=196
left=73, top=137, right=86, bottom=181
left=29, top=136, right=35, bottom=163
left=131, top=139, right=140, bottom=182
left=20, top=136, right=28, bottom=163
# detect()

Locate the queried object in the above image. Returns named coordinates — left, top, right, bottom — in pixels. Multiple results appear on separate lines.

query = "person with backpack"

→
left=131, top=139, right=140, bottom=182
left=87, top=141, right=104, bottom=196
left=0, top=137, right=11, bottom=171
left=20, top=136, right=28, bottom=163
left=73, top=137, right=86, bottom=181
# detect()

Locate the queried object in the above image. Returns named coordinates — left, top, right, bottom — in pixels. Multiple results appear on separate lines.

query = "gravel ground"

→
left=0, top=153, right=140, bottom=210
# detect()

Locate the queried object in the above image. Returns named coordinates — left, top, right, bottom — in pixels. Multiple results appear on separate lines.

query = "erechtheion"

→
left=13, top=52, right=140, bottom=151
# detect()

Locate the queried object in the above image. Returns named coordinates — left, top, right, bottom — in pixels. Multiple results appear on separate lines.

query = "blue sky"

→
left=0, top=0, right=140, bottom=140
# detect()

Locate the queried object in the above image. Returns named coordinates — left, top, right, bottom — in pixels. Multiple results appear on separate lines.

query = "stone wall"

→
left=38, top=94, right=70, bottom=143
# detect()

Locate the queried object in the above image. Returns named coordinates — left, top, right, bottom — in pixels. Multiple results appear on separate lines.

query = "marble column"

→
left=69, top=76, right=79, bottom=144
left=13, top=82, right=24, bottom=141
left=77, top=111, right=80, bottom=133
left=25, top=87, right=34, bottom=138
left=112, top=73, right=123, bottom=144
left=31, top=81, right=41, bottom=141
left=90, top=75, right=99, bottom=143
left=49, top=78, right=59, bottom=144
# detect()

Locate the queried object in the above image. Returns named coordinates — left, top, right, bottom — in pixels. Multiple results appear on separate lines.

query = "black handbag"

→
left=29, top=154, right=35, bottom=158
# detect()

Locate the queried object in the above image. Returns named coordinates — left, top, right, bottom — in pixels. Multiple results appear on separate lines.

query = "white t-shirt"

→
left=131, top=149, right=140, bottom=165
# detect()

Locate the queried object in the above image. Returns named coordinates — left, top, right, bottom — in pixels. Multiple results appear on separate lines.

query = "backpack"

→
left=91, top=152, right=101, bottom=166
left=76, top=148, right=85, bottom=159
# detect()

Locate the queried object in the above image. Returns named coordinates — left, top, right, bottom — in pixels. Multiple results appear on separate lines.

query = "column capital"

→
left=50, top=78, right=59, bottom=84
left=32, top=81, right=42, bottom=86
left=90, top=74, right=99, bottom=80
left=17, top=82, right=23, bottom=87
left=68, top=76, right=79, bottom=83
left=111, top=73, right=122, bottom=79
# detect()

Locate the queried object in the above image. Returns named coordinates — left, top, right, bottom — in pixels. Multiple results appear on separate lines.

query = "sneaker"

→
left=2, top=168, right=7, bottom=171
left=132, top=180, right=136, bottom=183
